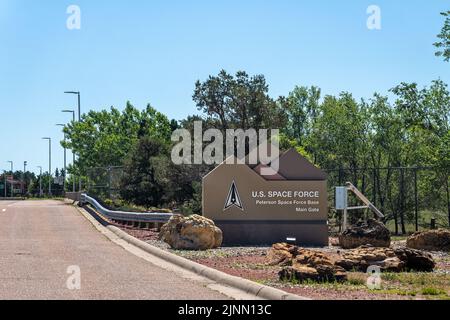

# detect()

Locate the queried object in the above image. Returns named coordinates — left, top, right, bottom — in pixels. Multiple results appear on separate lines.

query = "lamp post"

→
left=64, top=91, right=81, bottom=121
left=37, top=166, right=43, bottom=197
left=7, top=161, right=13, bottom=197
left=56, top=124, right=67, bottom=194
left=64, top=91, right=82, bottom=192
left=3, top=170, right=6, bottom=198
left=42, top=138, right=52, bottom=196
left=62, top=109, right=76, bottom=192
left=23, top=161, right=27, bottom=196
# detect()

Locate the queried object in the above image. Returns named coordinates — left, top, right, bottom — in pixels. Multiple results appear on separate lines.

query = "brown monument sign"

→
left=203, top=149, right=329, bottom=246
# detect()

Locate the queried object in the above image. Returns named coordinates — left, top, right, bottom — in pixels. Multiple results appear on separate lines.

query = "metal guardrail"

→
left=80, top=193, right=173, bottom=224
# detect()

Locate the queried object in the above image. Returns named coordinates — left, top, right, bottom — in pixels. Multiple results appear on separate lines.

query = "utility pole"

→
left=42, top=138, right=52, bottom=196
left=37, top=166, right=43, bottom=197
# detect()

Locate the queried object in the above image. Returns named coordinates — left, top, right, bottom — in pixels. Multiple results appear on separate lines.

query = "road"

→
left=0, top=200, right=227, bottom=300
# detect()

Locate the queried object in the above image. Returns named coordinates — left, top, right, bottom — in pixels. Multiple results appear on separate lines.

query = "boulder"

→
left=394, top=248, right=436, bottom=272
left=266, top=243, right=299, bottom=266
left=278, top=248, right=347, bottom=282
left=406, top=229, right=450, bottom=252
left=335, top=246, right=435, bottom=272
left=159, top=214, right=223, bottom=250
left=339, top=219, right=391, bottom=249
left=336, top=246, right=402, bottom=272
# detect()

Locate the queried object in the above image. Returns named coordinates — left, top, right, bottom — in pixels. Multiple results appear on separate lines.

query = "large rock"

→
left=336, top=246, right=404, bottom=272
left=339, top=219, right=391, bottom=249
left=267, top=243, right=299, bottom=266
left=159, top=214, right=223, bottom=250
left=335, top=246, right=435, bottom=272
left=271, top=245, right=347, bottom=282
left=406, top=229, right=450, bottom=252
left=394, top=248, right=436, bottom=272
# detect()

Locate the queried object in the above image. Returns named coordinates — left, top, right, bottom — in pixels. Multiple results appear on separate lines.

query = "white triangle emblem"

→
left=224, top=181, right=244, bottom=211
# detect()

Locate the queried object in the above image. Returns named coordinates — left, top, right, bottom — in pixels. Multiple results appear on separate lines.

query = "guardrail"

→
left=80, top=193, right=173, bottom=224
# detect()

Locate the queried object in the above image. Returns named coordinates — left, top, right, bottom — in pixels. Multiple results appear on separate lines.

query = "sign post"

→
left=335, top=183, right=385, bottom=231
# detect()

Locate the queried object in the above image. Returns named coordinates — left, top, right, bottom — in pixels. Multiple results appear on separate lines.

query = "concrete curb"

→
left=76, top=204, right=309, bottom=301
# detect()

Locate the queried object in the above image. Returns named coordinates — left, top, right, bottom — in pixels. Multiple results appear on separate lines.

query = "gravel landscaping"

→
left=115, top=223, right=450, bottom=300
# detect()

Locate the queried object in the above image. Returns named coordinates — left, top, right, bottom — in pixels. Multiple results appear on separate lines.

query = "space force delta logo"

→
left=224, top=181, right=244, bottom=211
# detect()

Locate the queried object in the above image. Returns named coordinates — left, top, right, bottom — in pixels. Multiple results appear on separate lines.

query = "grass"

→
left=421, top=287, right=447, bottom=296
left=279, top=271, right=450, bottom=299
left=280, top=274, right=366, bottom=290
left=374, top=289, right=418, bottom=297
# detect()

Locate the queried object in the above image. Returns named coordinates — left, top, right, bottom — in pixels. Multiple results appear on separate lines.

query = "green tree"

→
left=434, top=11, right=450, bottom=62
left=193, top=70, right=287, bottom=131
left=120, top=136, right=170, bottom=208
left=63, top=102, right=172, bottom=175
left=283, top=86, right=321, bottom=146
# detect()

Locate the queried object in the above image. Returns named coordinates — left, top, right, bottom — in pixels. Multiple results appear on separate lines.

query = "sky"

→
left=0, top=0, right=449, bottom=174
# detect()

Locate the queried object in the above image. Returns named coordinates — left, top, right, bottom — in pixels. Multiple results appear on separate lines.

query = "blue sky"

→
left=0, top=0, right=448, bottom=174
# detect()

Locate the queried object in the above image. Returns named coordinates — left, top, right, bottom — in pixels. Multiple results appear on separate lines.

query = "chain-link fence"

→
left=86, top=166, right=124, bottom=201
left=326, top=167, right=449, bottom=234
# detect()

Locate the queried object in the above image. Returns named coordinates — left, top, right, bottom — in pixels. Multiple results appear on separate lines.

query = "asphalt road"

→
left=0, top=200, right=227, bottom=300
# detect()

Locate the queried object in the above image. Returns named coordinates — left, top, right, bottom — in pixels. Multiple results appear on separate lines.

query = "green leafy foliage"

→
left=434, top=11, right=450, bottom=62
left=119, top=136, right=170, bottom=208
left=62, top=102, right=172, bottom=175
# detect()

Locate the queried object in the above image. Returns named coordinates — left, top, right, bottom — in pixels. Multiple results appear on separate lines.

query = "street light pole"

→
left=64, top=91, right=82, bottom=191
left=56, top=124, right=67, bottom=195
left=3, top=170, right=6, bottom=198
left=62, top=110, right=76, bottom=192
left=23, top=161, right=27, bottom=196
left=64, top=91, right=81, bottom=121
left=37, top=166, right=43, bottom=197
left=7, top=161, right=13, bottom=197
left=42, top=138, right=52, bottom=196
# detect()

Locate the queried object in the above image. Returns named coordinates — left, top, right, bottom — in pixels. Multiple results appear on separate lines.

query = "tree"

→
left=120, top=136, right=170, bottom=208
left=283, top=86, right=321, bottom=145
left=308, top=92, right=370, bottom=173
left=63, top=102, right=173, bottom=175
left=193, top=70, right=287, bottom=131
left=391, top=80, right=450, bottom=229
left=434, top=11, right=450, bottom=62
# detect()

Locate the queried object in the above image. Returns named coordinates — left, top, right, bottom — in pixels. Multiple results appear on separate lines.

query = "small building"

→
left=202, top=149, right=329, bottom=246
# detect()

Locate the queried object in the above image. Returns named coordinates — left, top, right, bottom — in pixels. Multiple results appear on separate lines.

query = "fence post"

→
left=372, top=169, right=377, bottom=207
left=108, top=167, right=112, bottom=199
left=414, top=168, right=419, bottom=232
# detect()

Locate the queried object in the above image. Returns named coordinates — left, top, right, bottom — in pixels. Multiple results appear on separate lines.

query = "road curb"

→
left=76, top=204, right=309, bottom=301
